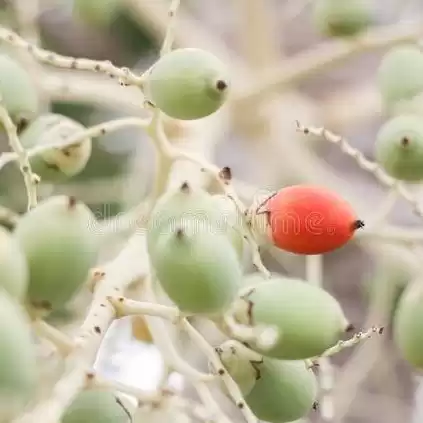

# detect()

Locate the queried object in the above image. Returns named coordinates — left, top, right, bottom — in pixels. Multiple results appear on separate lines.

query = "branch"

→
left=235, top=21, right=423, bottom=104
left=0, top=103, right=38, bottom=210
left=296, top=121, right=423, bottom=221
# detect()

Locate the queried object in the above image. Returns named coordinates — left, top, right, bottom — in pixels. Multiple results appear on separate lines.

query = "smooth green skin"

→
left=375, top=114, right=423, bottom=181
left=73, top=0, right=120, bottom=27
left=150, top=221, right=242, bottom=315
left=216, top=340, right=258, bottom=397
left=0, top=226, right=28, bottom=300
left=312, top=0, right=371, bottom=37
left=393, top=280, right=423, bottom=369
left=377, top=45, right=423, bottom=114
left=14, top=196, right=99, bottom=312
left=62, top=390, right=130, bottom=423
left=20, top=113, right=92, bottom=183
left=147, top=186, right=228, bottom=257
left=212, top=195, right=244, bottom=261
left=0, top=54, right=39, bottom=125
left=234, top=276, right=348, bottom=359
left=145, top=48, right=230, bottom=120
left=0, top=290, right=37, bottom=420
left=245, top=359, right=317, bottom=423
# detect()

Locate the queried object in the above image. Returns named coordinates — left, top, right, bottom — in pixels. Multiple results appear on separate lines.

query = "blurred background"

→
left=1, top=0, right=423, bottom=422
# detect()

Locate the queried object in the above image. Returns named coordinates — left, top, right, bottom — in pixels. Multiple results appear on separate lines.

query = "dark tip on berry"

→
left=175, top=227, right=185, bottom=239
left=16, top=117, right=30, bottom=134
left=94, top=326, right=101, bottom=334
left=67, top=196, right=77, bottom=209
left=312, top=401, right=319, bottom=411
left=216, top=79, right=228, bottom=91
left=401, top=136, right=410, bottom=146
left=218, top=368, right=225, bottom=376
left=351, top=219, right=365, bottom=231
left=378, top=327, right=384, bottom=334
left=180, top=181, right=191, bottom=193
left=345, top=323, right=355, bottom=333
left=219, top=166, right=232, bottom=181
left=86, top=371, right=95, bottom=380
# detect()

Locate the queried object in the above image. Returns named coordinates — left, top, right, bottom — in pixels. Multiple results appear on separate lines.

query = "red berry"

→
left=259, top=185, right=363, bottom=255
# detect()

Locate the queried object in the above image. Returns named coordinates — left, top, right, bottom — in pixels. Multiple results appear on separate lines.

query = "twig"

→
left=160, top=0, right=181, bottom=57
left=0, top=117, right=150, bottom=171
left=180, top=319, right=258, bottom=423
left=296, top=121, right=423, bottom=220
left=316, top=326, right=384, bottom=359
left=0, top=26, right=144, bottom=87
left=0, top=102, right=38, bottom=210
left=32, top=320, right=75, bottom=356
left=306, top=255, right=334, bottom=422
left=235, top=20, right=423, bottom=104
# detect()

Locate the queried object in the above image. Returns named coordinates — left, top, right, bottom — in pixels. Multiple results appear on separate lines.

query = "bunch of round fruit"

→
left=0, top=195, right=100, bottom=420
left=207, top=272, right=353, bottom=423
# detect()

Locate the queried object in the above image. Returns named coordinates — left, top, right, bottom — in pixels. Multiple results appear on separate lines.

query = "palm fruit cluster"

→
left=312, top=0, right=371, bottom=38
left=0, top=194, right=99, bottom=419
left=205, top=272, right=352, bottom=422
left=143, top=47, right=230, bottom=120
left=147, top=181, right=243, bottom=315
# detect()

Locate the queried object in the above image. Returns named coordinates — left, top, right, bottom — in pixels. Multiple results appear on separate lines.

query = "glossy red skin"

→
left=265, top=185, right=359, bottom=255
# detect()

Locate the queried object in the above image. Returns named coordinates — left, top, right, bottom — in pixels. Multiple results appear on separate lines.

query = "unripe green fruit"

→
left=20, top=113, right=92, bottom=182
left=73, top=0, right=120, bottom=28
left=144, top=48, right=230, bottom=120
left=0, top=226, right=28, bottom=300
left=0, top=290, right=37, bottom=422
left=0, top=54, right=39, bottom=127
left=245, top=359, right=317, bottom=423
left=150, top=220, right=242, bottom=315
left=62, top=389, right=131, bottom=423
left=374, top=114, right=423, bottom=181
left=233, top=275, right=349, bottom=359
left=147, top=183, right=228, bottom=256
left=393, top=280, right=423, bottom=369
left=377, top=45, right=423, bottom=114
left=312, top=0, right=371, bottom=37
left=214, top=340, right=262, bottom=396
left=14, top=196, right=98, bottom=313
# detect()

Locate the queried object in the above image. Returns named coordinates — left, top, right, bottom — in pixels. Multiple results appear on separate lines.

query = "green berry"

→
left=20, top=113, right=92, bottom=182
left=377, top=45, right=423, bottom=114
left=147, top=182, right=226, bottom=256
left=0, top=226, right=28, bottom=300
left=312, top=0, right=371, bottom=38
left=73, top=0, right=120, bottom=28
left=0, top=54, right=39, bottom=127
left=245, top=359, right=317, bottom=423
left=62, top=389, right=131, bottom=423
left=393, top=280, right=423, bottom=370
left=375, top=114, right=423, bottom=181
left=144, top=48, right=230, bottom=120
left=214, top=340, right=260, bottom=396
left=0, top=290, right=37, bottom=421
left=150, top=220, right=242, bottom=315
left=232, top=275, right=349, bottom=359
left=14, top=196, right=98, bottom=314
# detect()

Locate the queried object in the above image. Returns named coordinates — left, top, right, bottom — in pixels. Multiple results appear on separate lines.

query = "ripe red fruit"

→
left=255, top=185, right=363, bottom=255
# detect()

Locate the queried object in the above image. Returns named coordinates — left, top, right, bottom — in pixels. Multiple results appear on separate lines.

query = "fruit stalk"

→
left=296, top=120, right=423, bottom=220
left=306, top=254, right=335, bottom=421
left=0, top=102, right=38, bottom=210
